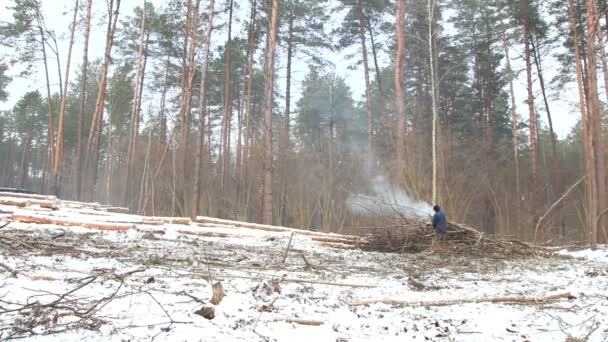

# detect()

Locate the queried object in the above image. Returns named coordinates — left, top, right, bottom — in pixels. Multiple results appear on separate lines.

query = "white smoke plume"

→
left=346, top=176, right=433, bottom=220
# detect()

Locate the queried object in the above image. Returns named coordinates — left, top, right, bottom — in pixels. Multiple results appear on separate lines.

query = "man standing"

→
left=432, top=205, right=447, bottom=246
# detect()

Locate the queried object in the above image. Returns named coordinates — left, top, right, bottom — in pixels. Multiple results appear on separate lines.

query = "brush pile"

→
left=363, top=219, right=543, bottom=257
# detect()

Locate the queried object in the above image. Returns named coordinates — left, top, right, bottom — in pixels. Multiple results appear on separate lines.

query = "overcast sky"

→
left=0, top=0, right=582, bottom=139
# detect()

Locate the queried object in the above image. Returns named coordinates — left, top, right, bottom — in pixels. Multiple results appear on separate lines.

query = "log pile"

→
left=363, top=219, right=542, bottom=257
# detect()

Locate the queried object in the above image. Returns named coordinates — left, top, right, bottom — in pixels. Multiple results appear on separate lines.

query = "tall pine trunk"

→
left=522, top=0, right=538, bottom=225
left=221, top=0, right=234, bottom=191
left=35, top=10, right=55, bottom=191
left=356, top=0, right=374, bottom=168
left=76, top=0, right=93, bottom=201
left=429, top=0, right=439, bottom=205
left=262, top=0, right=279, bottom=225
left=124, top=0, right=147, bottom=207
left=192, top=0, right=216, bottom=217
left=84, top=0, right=121, bottom=200
left=240, top=0, right=257, bottom=196
left=499, top=2, right=521, bottom=227
left=530, top=36, right=561, bottom=197
left=52, top=0, right=79, bottom=196
left=395, top=0, right=406, bottom=166
left=585, top=0, right=606, bottom=249
left=279, top=12, right=294, bottom=226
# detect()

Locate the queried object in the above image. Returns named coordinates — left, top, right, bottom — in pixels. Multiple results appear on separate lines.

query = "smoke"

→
left=346, top=175, right=433, bottom=220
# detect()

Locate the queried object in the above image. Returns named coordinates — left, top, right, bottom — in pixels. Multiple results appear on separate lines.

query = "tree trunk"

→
left=52, top=0, right=79, bottom=196
left=395, top=0, right=406, bottom=166
left=124, top=0, right=147, bottom=207
left=428, top=0, right=439, bottom=206
left=221, top=0, right=234, bottom=191
left=568, top=0, right=593, bottom=240
left=262, top=0, right=279, bottom=225
left=159, top=55, right=170, bottom=144
left=499, top=3, right=521, bottom=215
left=279, top=12, right=294, bottom=226
left=366, top=15, right=391, bottom=151
left=586, top=0, right=606, bottom=249
left=84, top=0, right=121, bottom=199
left=76, top=0, right=93, bottom=201
left=596, top=20, right=608, bottom=103
left=240, top=0, right=257, bottom=195
left=530, top=35, right=561, bottom=197
left=356, top=0, right=374, bottom=168
left=19, top=132, right=33, bottom=189
left=36, top=10, right=55, bottom=191
left=192, top=0, right=215, bottom=217
left=522, top=1, right=538, bottom=220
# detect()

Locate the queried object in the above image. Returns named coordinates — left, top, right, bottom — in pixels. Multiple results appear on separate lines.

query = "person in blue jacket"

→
left=432, top=205, right=447, bottom=242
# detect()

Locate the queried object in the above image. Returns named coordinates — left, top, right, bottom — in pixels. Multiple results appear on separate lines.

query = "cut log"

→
left=153, top=217, right=191, bottom=225
left=272, top=318, right=324, bottom=326
left=314, top=242, right=359, bottom=250
left=11, top=214, right=133, bottom=231
left=135, top=226, right=166, bottom=234
left=100, top=206, right=131, bottom=213
left=0, top=198, right=58, bottom=210
left=349, top=292, right=573, bottom=307
left=311, top=236, right=365, bottom=245
left=142, top=219, right=165, bottom=225
left=194, top=216, right=360, bottom=240
left=0, top=199, right=28, bottom=207
left=178, top=230, right=241, bottom=238
left=0, top=192, right=56, bottom=201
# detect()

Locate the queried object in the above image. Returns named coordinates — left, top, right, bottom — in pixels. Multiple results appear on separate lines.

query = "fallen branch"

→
left=281, top=232, right=295, bottom=264
left=272, top=317, right=324, bottom=326
left=534, top=175, right=586, bottom=242
left=0, top=261, right=18, bottom=277
left=349, top=292, right=573, bottom=307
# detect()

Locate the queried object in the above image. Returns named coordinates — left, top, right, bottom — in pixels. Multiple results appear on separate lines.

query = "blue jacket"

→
left=432, top=210, right=447, bottom=233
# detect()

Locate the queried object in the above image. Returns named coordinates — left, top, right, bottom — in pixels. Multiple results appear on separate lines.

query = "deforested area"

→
left=1, top=0, right=608, bottom=340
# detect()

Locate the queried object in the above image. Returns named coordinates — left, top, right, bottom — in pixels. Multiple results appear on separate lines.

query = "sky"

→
left=0, top=0, right=583, bottom=139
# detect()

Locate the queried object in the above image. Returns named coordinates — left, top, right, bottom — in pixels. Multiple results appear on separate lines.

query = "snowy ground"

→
left=0, top=203, right=607, bottom=341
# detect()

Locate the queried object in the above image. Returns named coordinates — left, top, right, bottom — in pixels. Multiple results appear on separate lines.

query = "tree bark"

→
left=221, top=0, right=234, bottom=191
left=428, top=0, right=439, bottom=205
left=530, top=35, right=561, bottom=197
left=52, top=0, right=79, bottom=196
left=499, top=0, right=521, bottom=216
left=262, top=0, right=279, bottom=225
left=84, top=0, right=121, bottom=199
left=76, top=0, right=93, bottom=201
left=240, top=0, right=257, bottom=195
left=585, top=0, right=606, bottom=249
left=522, top=0, right=538, bottom=218
left=568, top=0, right=594, bottom=242
left=192, top=0, right=216, bottom=217
left=356, top=0, right=374, bottom=168
left=35, top=10, right=55, bottom=191
left=395, top=0, right=406, bottom=166
left=124, top=0, right=147, bottom=207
